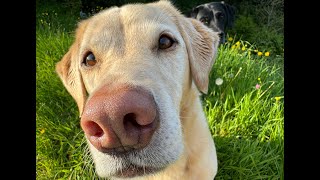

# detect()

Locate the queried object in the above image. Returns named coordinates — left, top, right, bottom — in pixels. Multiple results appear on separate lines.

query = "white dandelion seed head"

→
left=215, top=78, right=223, bottom=86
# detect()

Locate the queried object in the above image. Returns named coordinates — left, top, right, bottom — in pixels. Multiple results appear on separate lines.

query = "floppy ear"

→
left=189, top=7, right=199, bottom=18
left=55, top=20, right=89, bottom=117
left=180, top=18, right=220, bottom=94
left=189, top=5, right=204, bottom=18
left=154, top=0, right=220, bottom=94
left=224, top=4, right=236, bottom=28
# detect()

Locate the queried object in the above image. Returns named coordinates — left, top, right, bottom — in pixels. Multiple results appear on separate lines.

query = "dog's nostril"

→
left=124, top=113, right=140, bottom=130
left=123, top=112, right=155, bottom=133
left=84, top=121, right=104, bottom=137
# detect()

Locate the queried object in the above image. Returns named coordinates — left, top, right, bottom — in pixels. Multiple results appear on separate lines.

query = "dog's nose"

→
left=217, top=32, right=224, bottom=39
left=80, top=86, right=158, bottom=153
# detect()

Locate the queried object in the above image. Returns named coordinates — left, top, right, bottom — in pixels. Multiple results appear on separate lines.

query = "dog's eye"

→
left=159, top=34, right=175, bottom=49
left=200, top=17, right=209, bottom=25
left=83, top=52, right=97, bottom=66
left=216, top=12, right=224, bottom=19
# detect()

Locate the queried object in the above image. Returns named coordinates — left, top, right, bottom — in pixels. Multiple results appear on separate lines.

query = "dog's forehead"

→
left=197, top=6, right=212, bottom=17
left=87, top=4, right=174, bottom=34
left=81, top=4, right=178, bottom=53
left=206, top=3, right=225, bottom=12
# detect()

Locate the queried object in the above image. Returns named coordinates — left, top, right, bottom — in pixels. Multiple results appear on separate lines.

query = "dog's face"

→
left=56, top=0, right=219, bottom=179
left=189, top=1, right=235, bottom=44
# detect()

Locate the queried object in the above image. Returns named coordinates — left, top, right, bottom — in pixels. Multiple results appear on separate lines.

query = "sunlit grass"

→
left=204, top=40, right=283, bottom=179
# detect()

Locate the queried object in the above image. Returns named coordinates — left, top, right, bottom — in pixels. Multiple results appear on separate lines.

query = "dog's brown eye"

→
left=84, top=52, right=97, bottom=66
left=216, top=12, right=224, bottom=19
left=159, top=34, right=175, bottom=49
left=200, top=17, right=209, bottom=25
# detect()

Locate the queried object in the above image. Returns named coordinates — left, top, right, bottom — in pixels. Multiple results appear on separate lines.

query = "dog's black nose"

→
left=217, top=32, right=224, bottom=38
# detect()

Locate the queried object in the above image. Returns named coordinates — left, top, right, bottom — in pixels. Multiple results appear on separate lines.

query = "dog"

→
left=79, top=0, right=110, bottom=18
left=56, top=0, right=220, bottom=179
left=186, top=1, right=235, bottom=44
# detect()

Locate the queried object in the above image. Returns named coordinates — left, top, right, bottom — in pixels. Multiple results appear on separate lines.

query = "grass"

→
left=36, top=2, right=284, bottom=180
left=204, top=41, right=284, bottom=179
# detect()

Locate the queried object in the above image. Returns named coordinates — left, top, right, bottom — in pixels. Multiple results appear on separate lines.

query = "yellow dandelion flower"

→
left=40, top=129, right=45, bottom=134
left=275, top=96, right=282, bottom=101
left=228, top=37, right=233, bottom=41
left=257, top=52, right=263, bottom=56
left=231, top=45, right=235, bottom=49
left=258, top=77, right=261, bottom=81
left=242, top=47, right=246, bottom=51
left=265, top=52, right=270, bottom=57
left=235, top=41, right=240, bottom=46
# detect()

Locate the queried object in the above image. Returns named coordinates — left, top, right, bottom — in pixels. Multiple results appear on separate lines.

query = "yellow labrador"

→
left=56, top=0, right=219, bottom=179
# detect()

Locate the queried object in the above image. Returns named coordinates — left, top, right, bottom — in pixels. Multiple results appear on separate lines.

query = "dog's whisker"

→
left=81, top=141, right=96, bottom=176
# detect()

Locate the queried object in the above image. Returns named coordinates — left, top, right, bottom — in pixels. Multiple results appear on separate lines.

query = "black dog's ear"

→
left=189, top=7, right=199, bottom=18
left=224, top=4, right=236, bottom=28
left=189, top=5, right=204, bottom=18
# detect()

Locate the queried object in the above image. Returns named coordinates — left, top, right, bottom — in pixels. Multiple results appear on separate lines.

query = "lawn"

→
left=36, top=1, right=284, bottom=179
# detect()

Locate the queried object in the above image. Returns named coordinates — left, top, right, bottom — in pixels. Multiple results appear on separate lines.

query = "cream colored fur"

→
left=56, top=0, right=220, bottom=179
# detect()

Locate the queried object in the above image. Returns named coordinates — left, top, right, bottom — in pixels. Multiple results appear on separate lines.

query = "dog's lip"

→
left=93, top=145, right=138, bottom=154
left=114, top=164, right=162, bottom=178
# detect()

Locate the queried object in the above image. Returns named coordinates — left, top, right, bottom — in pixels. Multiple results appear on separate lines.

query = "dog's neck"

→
left=179, top=86, right=216, bottom=178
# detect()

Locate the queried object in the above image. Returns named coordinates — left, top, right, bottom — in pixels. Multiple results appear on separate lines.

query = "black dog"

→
left=186, top=1, right=235, bottom=44
left=80, top=0, right=121, bottom=18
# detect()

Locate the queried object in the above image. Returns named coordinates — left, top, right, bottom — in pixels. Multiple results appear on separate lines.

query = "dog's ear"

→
left=224, top=4, right=236, bottom=28
left=189, top=7, right=199, bottom=18
left=180, top=18, right=220, bottom=94
left=55, top=20, right=89, bottom=117
left=155, top=0, right=219, bottom=93
left=189, top=5, right=204, bottom=18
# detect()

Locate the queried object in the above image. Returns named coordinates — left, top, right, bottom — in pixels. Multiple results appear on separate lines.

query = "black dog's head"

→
left=187, top=1, right=235, bottom=44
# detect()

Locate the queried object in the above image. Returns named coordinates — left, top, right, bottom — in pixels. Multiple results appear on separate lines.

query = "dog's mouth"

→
left=114, top=163, right=163, bottom=178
